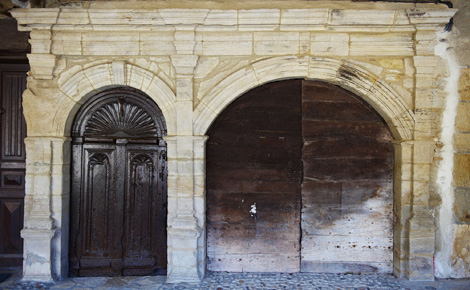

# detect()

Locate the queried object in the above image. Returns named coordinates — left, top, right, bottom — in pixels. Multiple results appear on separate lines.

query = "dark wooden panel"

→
left=207, top=80, right=302, bottom=273
left=300, top=81, right=394, bottom=274
left=0, top=64, right=28, bottom=269
left=73, top=147, right=118, bottom=265
left=1, top=71, right=27, bottom=161
left=0, top=198, right=24, bottom=268
left=123, top=146, right=167, bottom=275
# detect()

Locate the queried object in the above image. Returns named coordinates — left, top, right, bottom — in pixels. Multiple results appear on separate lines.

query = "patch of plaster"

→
left=434, top=30, right=461, bottom=278
left=26, top=252, right=49, bottom=264
left=250, top=203, right=257, bottom=217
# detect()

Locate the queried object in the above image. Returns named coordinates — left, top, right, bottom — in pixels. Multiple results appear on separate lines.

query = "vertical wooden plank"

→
left=207, top=80, right=302, bottom=273
left=300, top=81, right=394, bottom=273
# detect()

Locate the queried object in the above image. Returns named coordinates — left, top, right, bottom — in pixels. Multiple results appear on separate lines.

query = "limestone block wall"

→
left=11, top=1, right=458, bottom=283
left=451, top=68, right=470, bottom=277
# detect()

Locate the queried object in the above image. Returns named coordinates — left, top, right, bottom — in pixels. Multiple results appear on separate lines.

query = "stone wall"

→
left=432, top=0, right=470, bottom=279
left=10, top=0, right=459, bottom=283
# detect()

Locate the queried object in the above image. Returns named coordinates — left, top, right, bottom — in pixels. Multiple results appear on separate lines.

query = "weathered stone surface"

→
left=454, top=188, right=470, bottom=224
left=454, top=133, right=470, bottom=153
left=455, top=102, right=470, bottom=132
left=454, top=153, right=470, bottom=188
left=451, top=225, right=470, bottom=278
left=459, top=68, right=470, bottom=102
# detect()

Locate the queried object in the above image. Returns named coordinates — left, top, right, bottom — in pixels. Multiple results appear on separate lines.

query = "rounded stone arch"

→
left=193, top=56, right=414, bottom=141
left=55, top=61, right=177, bottom=137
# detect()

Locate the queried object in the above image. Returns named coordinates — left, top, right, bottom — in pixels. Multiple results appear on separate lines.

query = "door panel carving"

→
left=70, top=88, right=167, bottom=277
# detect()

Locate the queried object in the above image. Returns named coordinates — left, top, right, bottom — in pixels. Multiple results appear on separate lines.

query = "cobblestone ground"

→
left=1, top=272, right=470, bottom=290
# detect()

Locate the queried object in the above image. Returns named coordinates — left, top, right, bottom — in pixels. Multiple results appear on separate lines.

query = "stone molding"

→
left=10, top=3, right=457, bottom=283
left=55, top=61, right=177, bottom=135
left=194, top=56, right=415, bottom=141
left=12, top=8, right=456, bottom=32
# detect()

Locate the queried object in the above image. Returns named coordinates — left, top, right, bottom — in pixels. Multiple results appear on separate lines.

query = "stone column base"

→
left=166, top=221, right=202, bottom=283
left=21, top=229, right=57, bottom=282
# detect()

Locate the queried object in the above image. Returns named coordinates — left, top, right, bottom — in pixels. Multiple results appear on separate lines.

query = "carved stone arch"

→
left=72, top=87, right=166, bottom=139
left=193, top=56, right=414, bottom=141
left=56, top=62, right=177, bottom=137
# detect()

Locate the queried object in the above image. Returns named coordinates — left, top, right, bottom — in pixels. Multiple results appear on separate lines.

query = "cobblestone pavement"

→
left=1, top=272, right=470, bottom=290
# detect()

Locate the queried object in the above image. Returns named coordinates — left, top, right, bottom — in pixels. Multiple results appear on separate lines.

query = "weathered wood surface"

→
left=0, top=64, right=28, bottom=268
left=301, top=81, right=394, bottom=273
left=206, top=80, right=393, bottom=274
left=207, top=80, right=302, bottom=272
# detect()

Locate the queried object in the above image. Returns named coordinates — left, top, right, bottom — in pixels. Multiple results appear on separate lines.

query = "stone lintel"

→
left=11, top=8, right=456, bottom=33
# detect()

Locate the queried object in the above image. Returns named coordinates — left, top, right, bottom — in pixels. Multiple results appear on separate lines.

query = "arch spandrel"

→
left=54, top=62, right=177, bottom=137
left=193, top=56, right=414, bottom=141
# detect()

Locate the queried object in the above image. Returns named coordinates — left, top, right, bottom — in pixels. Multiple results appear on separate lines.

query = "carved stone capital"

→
left=27, top=53, right=57, bottom=80
left=171, top=55, right=199, bottom=76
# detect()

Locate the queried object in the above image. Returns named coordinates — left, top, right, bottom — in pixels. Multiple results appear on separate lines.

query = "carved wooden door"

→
left=0, top=64, right=28, bottom=269
left=69, top=88, right=167, bottom=277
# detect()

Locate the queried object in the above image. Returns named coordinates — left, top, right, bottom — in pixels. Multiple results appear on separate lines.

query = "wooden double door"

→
left=70, top=89, right=167, bottom=276
left=206, top=80, right=394, bottom=273
left=0, top=64, right=28, bottom=269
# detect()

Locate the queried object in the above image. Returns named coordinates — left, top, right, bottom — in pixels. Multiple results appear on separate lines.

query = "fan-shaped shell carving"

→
left=84, top=98, right=159, bottom=138
left=88, top=153, right=108, bottom=165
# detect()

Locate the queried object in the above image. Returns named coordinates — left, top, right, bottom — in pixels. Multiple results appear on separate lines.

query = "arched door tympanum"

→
left=207, top=80, right=394, bottom=273
left=70, top=87, right=167, bottom=277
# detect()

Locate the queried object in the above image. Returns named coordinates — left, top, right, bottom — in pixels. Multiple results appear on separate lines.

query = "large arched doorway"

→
left=69, top=87, right=167, bottom=277
left=206, top=80, right=394, bottom=273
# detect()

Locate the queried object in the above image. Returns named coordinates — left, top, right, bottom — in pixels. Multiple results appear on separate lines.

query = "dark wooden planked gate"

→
left=206, top=80, right=303, bottom=272
left=300, top=82, right=394, bottom=273
left=70, top=88, right=167, bottom=277
left=0, top=64, right=28, bottom=269
left=206, top=80, right=394, bottom=273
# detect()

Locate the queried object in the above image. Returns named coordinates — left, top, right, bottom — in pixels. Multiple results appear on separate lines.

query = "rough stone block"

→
left=350, top=34, right=413, bottom=56
left=330, top=10, right=395, bottom=25
left=459, top=68, right=470, bottom=101
left=454, top=153, right=470, bottom=188
left=239, top=9, right=280, bottom=31
left=280, top=9, right=328, bottom=28
left=454, top=133, right=470, bottom=153
left=455, top=102, right=470, bottom=132
left=407, top=255, right=435, bottom=281
left=140, top=32, right=176, bottom=55
left=202, top=32, right=252, bottom=55
left=454, top=188, right=470, bottom=224
left=159, top=9, right=209, bottom=25
left=204, top=10, right=237, bottom=26
left=56, top=9, right=90, bottom=25
left=82, top=32, right=139, bottom=56
left=254, top=32, right=299, bottom=55
left=310, top=33, right=349, bottom=56
left=451, top=224, right=470, bottom=277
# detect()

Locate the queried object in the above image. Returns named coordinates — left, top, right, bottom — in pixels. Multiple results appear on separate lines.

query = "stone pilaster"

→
left=22, top=137, right=57, bottom=282
left=166, top=45, right=203, bottom=282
